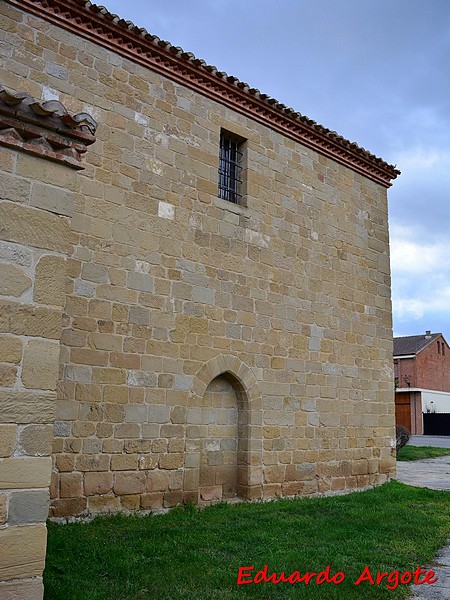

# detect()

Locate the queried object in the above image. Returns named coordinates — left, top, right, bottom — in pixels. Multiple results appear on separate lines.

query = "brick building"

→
left=394, top=331, right=450, bottom=434
left=0, top=0, right=399, bottom=597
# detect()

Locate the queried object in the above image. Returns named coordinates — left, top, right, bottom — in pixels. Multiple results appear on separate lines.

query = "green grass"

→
left=397, top=445, right=450, bottom=461
left=43, top=482, right=450, bottom=600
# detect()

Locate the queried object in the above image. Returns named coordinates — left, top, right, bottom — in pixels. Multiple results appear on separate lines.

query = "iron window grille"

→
left=218, top=131, right=243, bottom=203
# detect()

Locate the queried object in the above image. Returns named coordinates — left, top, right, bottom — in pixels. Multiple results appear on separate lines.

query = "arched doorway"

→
left=198, top=373, right=245, bottom=501
left=184, top=355, right=262, bottom=503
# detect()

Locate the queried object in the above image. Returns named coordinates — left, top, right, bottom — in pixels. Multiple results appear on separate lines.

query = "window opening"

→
left=218, top=131, right=243, bottom=204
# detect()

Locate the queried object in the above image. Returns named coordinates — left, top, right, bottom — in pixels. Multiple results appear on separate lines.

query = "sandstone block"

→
left=82, top=438, right=102, bottom=454
left=0, top=424, right=17, bottom=458
left=0, top=242, right=33, bottom=267
left=88, top=300, right=111, bottom=319
left=103, top=385, right=128, bottom=404
left=92, top=367, right=126, bottom=384
left=72, top=421, right=96, bottom=437
left=0, top=390, right=56, bottom=423
left=198, top=466, right=216, bottom=488
left=90, top=333, right=122, bottom=352
left=0, top=335, right=22, bottom=363
left=84, top=472, right=113, bottom=496
left=127, top=370, right=157, bottom=387
left=0, top=263, right=32, bottom=297
left=19, top=425, right=53, bottom=456
left=33, top=255, right=67, bottom=306
left=124, top=439, right=152, bottom=454
left=111, top=454, right=138, bottom=471
left=75, top=383, right=102, bottom=404
left=114, top=423, right=140, bottom=439
left=0, top=301, right=62, bottom=339
left=8, top=490, right=49, bottom=525
left=148, top=405, right=170, bottom=424
left=127, top=272, right=153, bottom=292
left=146, top=470, right=170, bottom=492
left=71, top=348, right=108, bottom=367
left=380, top=458, right=395, bottom=474
left=129, top=306, right=149, bottom=325
left=170, top=406, right=186, bottom=423
left=159, top=453, right=183, bottom=470
left=0, top=493, right=7, bottom=524
left=75, top=455, right=109, bottom=472
left=49, top=497, right=87, bottom=518
left=60, top=473, right=82, bottom=498
left=104, top=403, right=125, bottom=423
left=173, top=374, right=193, bottom=391
left=124, top=404, right=147, bottom=423
left=0, top=364, right=16, bottom=386
left=0, top=457, right=52, bottom=489
left=160, top=424, right=184, bottom=438
left=30, top=182, right=73, bottom=217
left=0, top=578, right=44, bottom=600
left=199, top=485, right=222, bottom=502
left=16, top=153, right=76, bottom=189
left=22, top=339, right=60, bottom=390
left=120, top=494, right=141, bottom=511
left=110, top=352, right=140, bottom=369
left=87, top=495, right=121, bottom=513
left=0, top=171, right=31, bottom=203
left=168, top=439, right=184, bottom=453
left=140, top=492, right=163, bottom=510
left=0, top=202, right=73, bottom=253
left=351, top=459, right=369, bottom=476
left=113, top=471, right=146, bottom=495
left=295, top=462, right=317, bottom=482
left=55, top=454, right=75, bottom=473
left=138, top=455, right=158, bottom=470
left=163, top=490, right=183, bottom=508
left=81, top=263, right=108, bottom=284
left=0, top=524, right=47, bottom=580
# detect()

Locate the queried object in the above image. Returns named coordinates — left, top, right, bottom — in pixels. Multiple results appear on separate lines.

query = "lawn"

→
left=397, top=445, right=450, bottom=461
left=44, top=481, right=450, bottom=600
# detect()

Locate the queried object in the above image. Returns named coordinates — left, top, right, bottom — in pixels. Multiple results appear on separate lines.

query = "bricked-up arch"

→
left=185, top=355, right=263, bottom=502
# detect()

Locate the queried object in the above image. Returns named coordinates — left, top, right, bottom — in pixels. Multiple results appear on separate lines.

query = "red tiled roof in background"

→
left=7, top=0, right=400, bottom=187
left=393, top=333, right=445, bottom=357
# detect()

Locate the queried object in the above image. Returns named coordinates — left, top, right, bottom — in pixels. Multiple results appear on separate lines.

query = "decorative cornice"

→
left=0, top=88, right=97, bottom=169
left=8, top=0, right=400, bottom=186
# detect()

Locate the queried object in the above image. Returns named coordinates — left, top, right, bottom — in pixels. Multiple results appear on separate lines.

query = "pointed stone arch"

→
left=184, top=355, right=263, bottom=502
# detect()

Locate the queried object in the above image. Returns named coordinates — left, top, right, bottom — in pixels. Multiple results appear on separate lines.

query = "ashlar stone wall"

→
left=0, top=135, right=79, bottom=598
left=1, top=0, right=396, bottom=527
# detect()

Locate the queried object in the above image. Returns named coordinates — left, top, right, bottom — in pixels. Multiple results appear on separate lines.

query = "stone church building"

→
left=0, top=0, right=399, bottom=596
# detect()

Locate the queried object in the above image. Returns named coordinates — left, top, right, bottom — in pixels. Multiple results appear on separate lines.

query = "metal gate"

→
left=423, top=413, right=450, bottom=436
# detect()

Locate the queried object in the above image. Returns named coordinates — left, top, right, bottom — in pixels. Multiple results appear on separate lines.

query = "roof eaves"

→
left=9, top=0, right=400, bottom=186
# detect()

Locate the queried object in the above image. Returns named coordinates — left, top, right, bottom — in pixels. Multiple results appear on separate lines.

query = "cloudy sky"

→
left=104, top=0, right=450, bottom=341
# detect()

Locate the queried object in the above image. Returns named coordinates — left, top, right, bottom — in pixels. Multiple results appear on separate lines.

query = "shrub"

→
left=396, top=424, right=411, bottom=452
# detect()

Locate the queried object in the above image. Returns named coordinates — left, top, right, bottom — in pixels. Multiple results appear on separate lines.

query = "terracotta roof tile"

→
left=0, top=87, right=97, bottom=168
left=11, top=0, right=400, bottom=185
left=0, top=89, right=98, bottom=135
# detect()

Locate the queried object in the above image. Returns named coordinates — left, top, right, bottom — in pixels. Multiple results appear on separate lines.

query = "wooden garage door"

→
left=395, top=394, right=411, bottom=430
